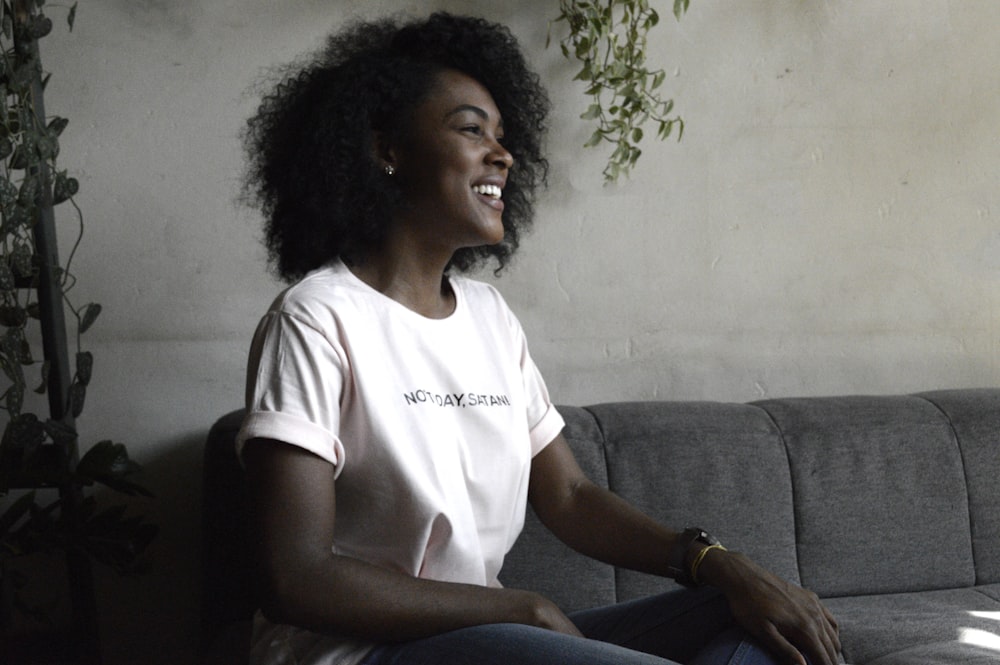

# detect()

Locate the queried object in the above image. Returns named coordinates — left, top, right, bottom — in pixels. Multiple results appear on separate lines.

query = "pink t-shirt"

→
left=237, top=259, right=564, bottom=664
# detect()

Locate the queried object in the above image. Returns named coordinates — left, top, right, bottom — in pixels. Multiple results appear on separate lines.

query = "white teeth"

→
left=472, top=184, right=502, bottom=199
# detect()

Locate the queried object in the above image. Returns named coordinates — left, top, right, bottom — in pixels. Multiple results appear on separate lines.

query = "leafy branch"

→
left=0, top=0, right=155, bottom=633
left=550, top=0, right=692, bottom=183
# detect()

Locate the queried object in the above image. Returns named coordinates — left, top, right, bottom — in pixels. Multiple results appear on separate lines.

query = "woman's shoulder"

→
left=450, top=274, right=522, bottom=330
left=266, top=261, right=366, bottom=322
left=451, top=274, right=507, bottom=308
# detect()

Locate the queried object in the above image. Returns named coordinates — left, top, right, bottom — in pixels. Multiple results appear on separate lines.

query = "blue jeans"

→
left=360, top=588, right=779, bottom=665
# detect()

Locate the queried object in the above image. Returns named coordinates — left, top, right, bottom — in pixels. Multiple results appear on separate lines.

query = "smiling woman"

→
left=236, top=11, right=840, bottom=665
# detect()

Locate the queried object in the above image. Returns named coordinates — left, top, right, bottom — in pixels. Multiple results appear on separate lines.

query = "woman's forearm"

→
left=259, top=549, right=579, bottom=642
left=535, top=478, right=679, bottom=575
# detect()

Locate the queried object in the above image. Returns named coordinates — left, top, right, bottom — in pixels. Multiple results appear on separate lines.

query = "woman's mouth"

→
left=472, top=184, right=502, bottom=200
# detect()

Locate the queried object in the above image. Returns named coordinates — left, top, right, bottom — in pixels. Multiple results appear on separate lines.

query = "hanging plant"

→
left=0, top=0, right=155, bottom=643
left=550, top=0, right=692, bottom=183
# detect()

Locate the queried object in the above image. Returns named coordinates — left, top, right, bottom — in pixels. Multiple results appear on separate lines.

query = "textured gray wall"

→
left=28, top=1, right=1000, bottom=661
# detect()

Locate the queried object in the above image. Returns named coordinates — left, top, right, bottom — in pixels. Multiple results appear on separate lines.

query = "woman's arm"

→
left=243, top=437, right=582, bottom=641
left=528, top=433, right=841, bottom=665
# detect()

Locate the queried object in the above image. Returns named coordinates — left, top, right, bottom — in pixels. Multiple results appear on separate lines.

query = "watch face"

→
left=698, top=530, right=721, bottom=547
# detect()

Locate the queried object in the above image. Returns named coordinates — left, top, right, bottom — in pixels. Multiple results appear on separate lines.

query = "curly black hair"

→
left=242, top=12, right=550, bottom=283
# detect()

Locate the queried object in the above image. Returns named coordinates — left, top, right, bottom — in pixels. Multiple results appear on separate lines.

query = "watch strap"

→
left=667, top=527, right=721, bottom=587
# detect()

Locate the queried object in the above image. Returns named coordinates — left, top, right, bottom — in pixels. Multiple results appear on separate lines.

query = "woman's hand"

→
left=509, top=589, right=585, bottom=637
left=700, top=549, right=841, bottom=665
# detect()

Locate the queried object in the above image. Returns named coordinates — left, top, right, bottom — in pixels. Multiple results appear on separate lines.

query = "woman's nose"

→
left=490, top=140, right=513, bottom=170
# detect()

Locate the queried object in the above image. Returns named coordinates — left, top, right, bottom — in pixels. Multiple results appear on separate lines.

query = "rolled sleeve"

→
left=238, top=309, right=348, bottom=474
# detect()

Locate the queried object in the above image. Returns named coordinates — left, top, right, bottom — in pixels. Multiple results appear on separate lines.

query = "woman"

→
left=238, top=12, right=840, bottom=665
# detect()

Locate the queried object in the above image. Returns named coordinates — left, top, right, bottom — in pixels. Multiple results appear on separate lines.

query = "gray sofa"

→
left=201, top=389, right=1000, bottom=664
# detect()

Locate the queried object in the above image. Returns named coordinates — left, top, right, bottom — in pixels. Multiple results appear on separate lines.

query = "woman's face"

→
left=389, top=69, right=514, bottom=253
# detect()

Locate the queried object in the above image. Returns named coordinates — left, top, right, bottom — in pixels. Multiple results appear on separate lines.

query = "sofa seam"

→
left=913, top=393, right=978, bottom=584
left=751, top=401, right=805, bottom=588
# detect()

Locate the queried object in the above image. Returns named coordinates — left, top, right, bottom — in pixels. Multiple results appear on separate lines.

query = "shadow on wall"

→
left=95, top=431, right=209, bottom=665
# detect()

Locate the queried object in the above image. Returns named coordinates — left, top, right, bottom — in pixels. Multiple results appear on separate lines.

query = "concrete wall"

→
left=25, top=0, right=1000, bottom=661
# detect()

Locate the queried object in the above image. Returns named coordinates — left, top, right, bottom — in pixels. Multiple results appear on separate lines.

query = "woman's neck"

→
left=347, top=249, right=456, bottom=319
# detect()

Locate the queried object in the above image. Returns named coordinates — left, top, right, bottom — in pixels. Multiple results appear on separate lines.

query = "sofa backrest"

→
left=202, top=389, right=1000, bottom=643
left=499, top=401, right=801, bottom=610
left=502, top=390, right=1000, bottom=605
left=753, top=393, right=977, bottom=597
left=921, top=390, right=1000, bottom=585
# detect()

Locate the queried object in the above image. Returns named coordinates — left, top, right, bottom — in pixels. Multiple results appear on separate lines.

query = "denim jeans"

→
left=360, top=587, right=780, bottom=665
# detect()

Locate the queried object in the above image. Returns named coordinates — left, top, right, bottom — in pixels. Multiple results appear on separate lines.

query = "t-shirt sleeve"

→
left=236, top=310, right=347, bottom=473
left=516, top=321, right=565, bottom=457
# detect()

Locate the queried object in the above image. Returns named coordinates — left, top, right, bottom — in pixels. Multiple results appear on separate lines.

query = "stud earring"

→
left=385, top=165, right=395, bottom=176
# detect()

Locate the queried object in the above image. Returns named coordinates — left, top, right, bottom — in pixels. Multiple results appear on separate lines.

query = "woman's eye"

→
left=462, top=125, right=483, bottom=135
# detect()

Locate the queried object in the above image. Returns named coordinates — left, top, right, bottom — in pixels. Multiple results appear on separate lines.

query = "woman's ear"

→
left=372, top=131, right=398, bottom=174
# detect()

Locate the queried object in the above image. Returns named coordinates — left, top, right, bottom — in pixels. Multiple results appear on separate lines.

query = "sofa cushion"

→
left=755, top=395, right=975, bottom=598
left=823, top=587, right=1000, bottom=664
left=920, top=390, right=1000, bottom=585
left=586, top=400, right=801, bottom=601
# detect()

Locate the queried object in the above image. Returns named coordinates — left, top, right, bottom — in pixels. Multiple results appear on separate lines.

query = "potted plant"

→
left=551, top=0, right=692, bottom=182
left=0, top=1, right=156, bottom=661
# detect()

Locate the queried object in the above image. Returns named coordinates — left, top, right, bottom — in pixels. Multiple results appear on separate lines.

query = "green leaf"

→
left=2, top=414, right=46, bottom=450
left=76, top=351, right=92, bottom=385
left=0, top=177, right=18, bottom=213
left=5, top=376, right=23, bottom=414
left=12, top=240, right=33, bottom=278
left=78, top=441, right=138, bottom=479
left=4, top=206, right=30, bottom=236
left=606, top=161, right=621, bottom=182
left=79, top=302, right=101, bottom=333
left=47, top=117, right=69, bottom=137
left=9, top=145, right=30, bottom=170
left=580, top=103, right=602, bottom=121
left=18, top=175, right=39, bottom=207
left=0, top=261, right=15, bottom=292
left=36, top=135, right=59, bottom=160
left=77, top=441, right=153, bottom=497
left=674, top=0, right=691, bottom=21
left=3, top=327, right=29, bottom=364
left=43, top=419, right=78, bottom=446
left=29, top=15, right=52, bottom=39
left=34, top=359, right=49, bottom=394
left=0, top=353, right=15, bottom=384
left=0, top=492, right=38, bottom=539
left=53, top=171, right=79, bottom=204
left=584, top=130, right=604, bottom=148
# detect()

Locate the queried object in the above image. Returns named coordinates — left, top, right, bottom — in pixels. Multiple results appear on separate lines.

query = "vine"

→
left=0, top=0, right=155, bottom=638
left=551, top=0, right=692, bottom=183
